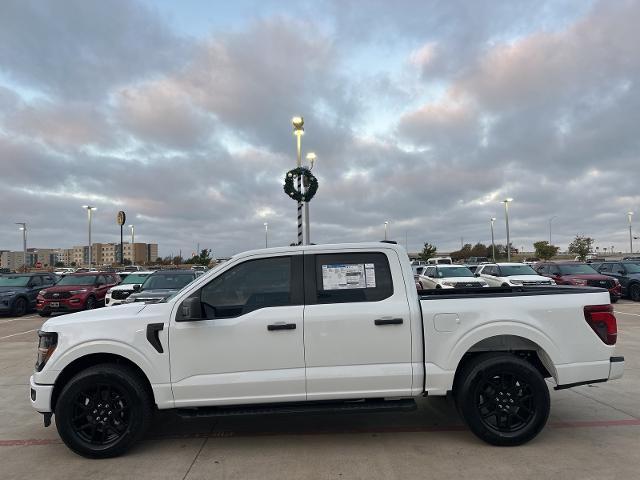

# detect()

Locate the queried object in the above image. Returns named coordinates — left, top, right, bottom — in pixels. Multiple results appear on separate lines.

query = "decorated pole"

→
left=292, top=117, right=304, bottom=245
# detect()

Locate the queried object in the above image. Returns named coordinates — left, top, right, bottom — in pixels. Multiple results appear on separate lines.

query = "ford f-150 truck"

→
left=29, top=243, right=624, bottom=458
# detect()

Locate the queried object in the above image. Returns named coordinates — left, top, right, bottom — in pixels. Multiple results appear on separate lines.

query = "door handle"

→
left=267, top=323, right=297, bottom=331
left=374, top=318, right=403, bottom=326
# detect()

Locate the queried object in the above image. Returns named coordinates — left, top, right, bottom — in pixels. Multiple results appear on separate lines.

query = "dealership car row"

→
left=0, top=267, right=206, bottom=317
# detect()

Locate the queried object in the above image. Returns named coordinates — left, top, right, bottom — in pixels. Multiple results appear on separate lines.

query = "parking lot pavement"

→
left=1, top=302, right=639, bottom=480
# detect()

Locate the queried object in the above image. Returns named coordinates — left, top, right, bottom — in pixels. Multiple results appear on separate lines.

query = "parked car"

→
left=191, top=265, right=208, bottom=272
left=0, top=273, right=58, bottom=316
left=53, top=268, right=75, bottom=277
left=534, top=262, right=621, bottom=302
left=476, top=263, right=555, bottom=287
left=30, top=242, right=624, bottom=457
left=593, top=262, right=640, bottom=301
left=426, top=256, right=453, bottom=265
left=466, top=256, right=489, bottom=265
left=105, top=271, right=155, bottom=306
left=124, top=270, right=198, bottom=304
left=416, top=265, right=489, bottom=289
left=36, top=272, right=120, bottom=316
left=522, top=257, right=540, bottom=265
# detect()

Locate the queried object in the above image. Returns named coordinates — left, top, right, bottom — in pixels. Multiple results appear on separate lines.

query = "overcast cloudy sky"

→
left=1, top=0, right=639, bottom=257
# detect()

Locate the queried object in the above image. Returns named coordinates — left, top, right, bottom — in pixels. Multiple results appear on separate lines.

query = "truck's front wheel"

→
left=55, top=364, right=152, bottom=458
left=455, top=353, right=550, bottom=446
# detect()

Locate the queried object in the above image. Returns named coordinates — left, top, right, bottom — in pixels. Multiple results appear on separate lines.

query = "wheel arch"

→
left=50, top=353, right=155, bottom=412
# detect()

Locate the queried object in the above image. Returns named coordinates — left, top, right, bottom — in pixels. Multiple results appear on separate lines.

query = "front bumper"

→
left=37, top=298, right=85, bottom=313
left=29, top=375, right=53, bottom=413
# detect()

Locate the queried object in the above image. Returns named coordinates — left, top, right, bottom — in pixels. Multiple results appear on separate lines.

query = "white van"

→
left=426, top=257, right=453, bottom=265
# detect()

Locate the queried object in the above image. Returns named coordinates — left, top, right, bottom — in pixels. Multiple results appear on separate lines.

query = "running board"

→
left=176, top=398, right=417, bottom=418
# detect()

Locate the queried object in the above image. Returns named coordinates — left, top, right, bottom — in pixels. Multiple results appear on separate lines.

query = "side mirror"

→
left=180, top=297, right=203, bottom=321
left=132, top=284, right=141, bottom=291
left=474, top=273, right=480, bottom=277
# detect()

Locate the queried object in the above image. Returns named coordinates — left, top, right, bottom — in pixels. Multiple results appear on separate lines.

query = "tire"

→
left=54, top=364, right=152, bottom=458
left=611, top=297, right=619, bottom=304
left=11, top=297, right=28, bottom=317
left=630, top=284, right=640, bottom=302
left=501, top=283, right=510, bottom=288
left=85, top=296, right=97, bottom=310
left=38, top=311, right=51, bottom=317
left=454, top=353, right=550, bottom=446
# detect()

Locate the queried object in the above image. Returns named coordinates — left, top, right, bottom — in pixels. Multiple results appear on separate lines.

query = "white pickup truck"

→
left=30, top=243, right=624, bottom=458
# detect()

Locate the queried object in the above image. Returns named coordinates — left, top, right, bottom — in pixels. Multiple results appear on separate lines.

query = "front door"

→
left=303, top=250, right=413, bottom=400
left=169, top=254, right=305, bottom=407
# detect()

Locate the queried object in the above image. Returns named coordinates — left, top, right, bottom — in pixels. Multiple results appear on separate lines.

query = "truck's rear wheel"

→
left=455, top=353, right=550, bottom=446
left=630, top=284, right=640, bottom=302
left=55, top=364, right=152, bottom=458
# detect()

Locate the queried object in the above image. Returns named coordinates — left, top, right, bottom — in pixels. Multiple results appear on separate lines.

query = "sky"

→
left=1, top=0, right=639, bottom=258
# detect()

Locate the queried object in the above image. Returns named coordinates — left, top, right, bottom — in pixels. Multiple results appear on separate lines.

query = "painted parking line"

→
left=0, top=315, right=40, bottom=324
left=615, top=310, right=640, bottom=317
left=0, top=329, right=38, bottom=340
left=2, top=418, right=639, bottom=447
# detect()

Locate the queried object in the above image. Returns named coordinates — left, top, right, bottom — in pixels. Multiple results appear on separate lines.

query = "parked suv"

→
left=125, top=270, right=197, bottom=304
left=105, top=271, right=154, bottom=306
left=36, top=272, right=120, bottom=316
left=593, top=262, right=640, bottom=301
left=0, top=273, right=58, bottom=316
left=416, top=265, right=489, bottom=289
left=476, top=263, right=555, bottom=287
left=535, top=262, right=621, bottom=302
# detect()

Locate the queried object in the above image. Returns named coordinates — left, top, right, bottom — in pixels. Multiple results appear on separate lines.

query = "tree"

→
left=54, top=261, right=65, bottom=268
left=469, top=243, right=489, bottom=258
left=186, top=249, right=212, bottom=266
left=418, top=243, right=437, bottom=261
left=172, top=255, right=184, bottom=265
left=533, top=241, right=560, bottom=260
left=568, top=235, right=594, bottom=261
left=450, top=243, right=472, bottom=261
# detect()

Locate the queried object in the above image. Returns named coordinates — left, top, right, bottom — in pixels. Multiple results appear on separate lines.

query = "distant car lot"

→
left=0, top=300, right=638, bottom=479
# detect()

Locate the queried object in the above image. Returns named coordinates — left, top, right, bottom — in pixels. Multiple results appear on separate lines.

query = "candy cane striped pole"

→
left=292, top=117, right=305, bottom=245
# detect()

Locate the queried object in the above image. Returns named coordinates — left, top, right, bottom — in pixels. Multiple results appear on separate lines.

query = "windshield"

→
left=437, top=267, right=474, bottom=278
left=56, top=275, right=98, bottom=286
left=559, top=264, right=598, bottom=275
left=624, top=263, right=640, bottom=273
left=142, top=273, right=194, bottom=290
left=0, top=276, right=31, bottom=287
left=500, top=265, right=538, bottom=276
left=122, top=273, right=151, bottom=285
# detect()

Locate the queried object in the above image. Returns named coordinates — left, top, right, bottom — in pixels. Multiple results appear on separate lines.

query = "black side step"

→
left=176, top=398, right=417, bottom=418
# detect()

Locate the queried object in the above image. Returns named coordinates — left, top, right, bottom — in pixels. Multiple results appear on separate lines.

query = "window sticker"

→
left=321, top=263, right=376, bottom=290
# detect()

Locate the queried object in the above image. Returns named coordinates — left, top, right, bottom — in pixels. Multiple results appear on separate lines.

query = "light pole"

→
left=490, top=217, right=496, bottom=261
left=264, top=222, right=269, bottom=248
left=628, top=212, right=634, bottom=254
left=384, top=221, right=389, bottom=240
left=129, top=224, right=135, bottom=265
left=292, top=116, right=304, bottom=245
left=304, top=152, right=317, bottom=244
left=502, top=198, right=513, bottom=261
left=82, top=206, right=96, bottom=268
left=15, top=223, right=27, bottom=271
left=549, top=216, right=557, bottom=245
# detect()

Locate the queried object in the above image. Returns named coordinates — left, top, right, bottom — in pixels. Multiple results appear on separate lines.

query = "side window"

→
left=613, top=264, right=625, bottom=274
left=311, top=252, right=393, bottom=304
left=599, top=263, right=612, bottom=273
left=424, top=267, right=433, bottom=277
left=484, top=266, right=495, bottom=276
left=200, top=256, right=294, bottom=318
left=97, top=275, right=107, bottom=285
left=30, top=276, right=42, bottom=287
left=537, top=265, right=548, bottom=274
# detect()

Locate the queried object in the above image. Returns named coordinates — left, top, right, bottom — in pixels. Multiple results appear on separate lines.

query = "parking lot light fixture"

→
left=384, top=221, right=389, bottom=241
left=15, top=223, right=27, bottom=271
left=292, top=116, right=304, bottom=245
left=264, top=222, right=269, bottom=248
left=549, top=216, right=557, bottom=245
left=490, top=218, right=496, bottom=261
left=304, top=152, right=317, bottom=243
left=628, top=212, right=634, bottom=254
left=128, top=225, right=135, bottom=264
left=502, top=199, right=513, bottom=261
left=82, top=206, right=96, bottom=268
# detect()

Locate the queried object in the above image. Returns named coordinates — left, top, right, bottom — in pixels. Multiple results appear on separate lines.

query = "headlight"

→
left=510, top=280, right=523, bottom=285
left=479, top=281, right=489, bottom=287
left=35, top=331, right=58, bottom=372
left=38, top=290, right=47, bottom=296
left=572, top=279, right=588, bottom=286
left=0, top=291, right=16, bottom=297
left=69, top=289, right=88, bottom=294
left=125, top=296, right=136, bottom=303
left=107, top=288, right=113, bottom=295
left=549, top=280, right=556, bottom=285
left=442, top=281, right=456, bottom=287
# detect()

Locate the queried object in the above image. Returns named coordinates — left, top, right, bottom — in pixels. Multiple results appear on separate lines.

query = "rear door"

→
left=303, top=250, right=413, bottom=400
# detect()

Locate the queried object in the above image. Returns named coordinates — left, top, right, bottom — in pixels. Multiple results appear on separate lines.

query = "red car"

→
left=535, top=262, right=621, bottom=303
left=37, top=272, right=120, bottom=316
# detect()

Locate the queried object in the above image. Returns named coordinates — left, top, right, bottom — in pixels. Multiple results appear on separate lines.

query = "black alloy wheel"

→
left=12, top=297, right=27, bottom=316
left=55, top=364, right=152, bottom=458
left=455, top=353, right=550, bottom=446
left=630, top=284, right=640, bottom=302
left=85, top=296, right=97, bottom=310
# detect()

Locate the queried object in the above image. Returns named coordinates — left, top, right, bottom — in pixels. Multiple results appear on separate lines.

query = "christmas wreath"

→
left=283, top=167, right=318, bottom=202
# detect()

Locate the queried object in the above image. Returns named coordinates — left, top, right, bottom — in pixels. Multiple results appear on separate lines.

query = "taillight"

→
left=584, top=304, right=617, bottom=345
